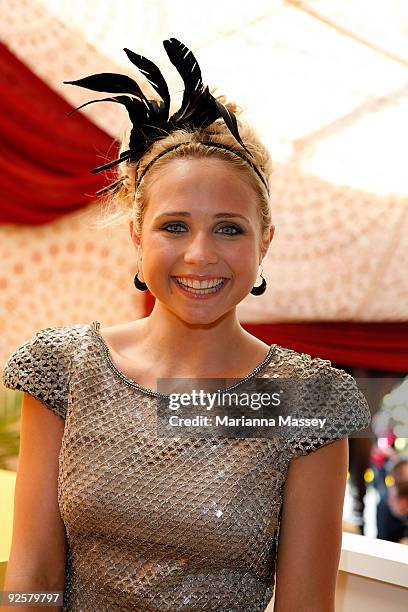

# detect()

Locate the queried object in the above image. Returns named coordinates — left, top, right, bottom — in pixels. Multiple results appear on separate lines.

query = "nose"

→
left=183, top=230, right=219, bottom=266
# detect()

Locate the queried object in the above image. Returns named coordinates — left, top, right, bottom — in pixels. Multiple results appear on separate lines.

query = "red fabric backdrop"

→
left=0, top=42, right=116, bottom=225
left=242, top=321, right=407, bottom=372
left=144, top=293, right=408, bottom=372
left=1, top=41, right=407, bottom=371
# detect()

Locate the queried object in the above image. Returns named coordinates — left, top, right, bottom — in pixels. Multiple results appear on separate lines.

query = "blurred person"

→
left=371, top=429, right=399, bottom=498
left=377, top=458, right=408, bottom=543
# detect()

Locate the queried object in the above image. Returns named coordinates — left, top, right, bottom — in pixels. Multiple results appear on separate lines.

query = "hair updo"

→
left=90, top=88, right=273, bottom=244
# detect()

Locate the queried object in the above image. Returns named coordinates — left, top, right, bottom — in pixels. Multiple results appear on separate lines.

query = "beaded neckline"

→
left=89, top=320, right=276, bottom=399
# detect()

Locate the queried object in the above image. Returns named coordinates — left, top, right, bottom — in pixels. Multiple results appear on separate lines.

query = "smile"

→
left=172, top=277, right=229, bottom=299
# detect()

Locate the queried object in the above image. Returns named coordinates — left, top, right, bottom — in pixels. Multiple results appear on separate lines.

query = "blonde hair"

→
left=89, top=89, right=273, bottom=243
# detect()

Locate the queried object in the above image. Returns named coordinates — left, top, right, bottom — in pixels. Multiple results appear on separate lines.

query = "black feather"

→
left=214, top=99, right=253, bottom=158
left=66, top=95, right=151, bottom=127
left=90, top=150, right=133, bottom=174
left=64, top=73, right=148, bottom=102
left=64, top=38, right=260, bottom=183
left=123, top=48, right=170, bottom=120
left=163, top=38, right=204, bottom=123
left=66, top=95, right=131, bottom=117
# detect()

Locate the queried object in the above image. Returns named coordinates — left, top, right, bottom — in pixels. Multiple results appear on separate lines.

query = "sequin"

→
left=2, top=321, right=371, bottom=611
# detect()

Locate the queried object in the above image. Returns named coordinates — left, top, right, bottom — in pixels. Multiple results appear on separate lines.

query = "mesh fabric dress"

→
left=2, top=321, right=371, bottom=612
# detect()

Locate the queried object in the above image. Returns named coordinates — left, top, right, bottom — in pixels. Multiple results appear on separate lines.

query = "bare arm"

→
left=273, top=438, right=348, bottom=612
left=0, top=393, right=67, bottom=611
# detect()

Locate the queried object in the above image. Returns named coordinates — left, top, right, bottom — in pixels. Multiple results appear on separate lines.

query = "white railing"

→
left=266, top=532, right=408, bottom=611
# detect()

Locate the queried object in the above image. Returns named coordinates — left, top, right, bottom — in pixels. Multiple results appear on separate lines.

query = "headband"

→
left=134, top=140, right=270, bottom=193
left=64, top=37, right=269, bottom=196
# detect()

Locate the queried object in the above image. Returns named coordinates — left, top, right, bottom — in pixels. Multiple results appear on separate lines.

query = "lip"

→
left=171, top=277, right=229, bottom=299
left=172, top=275, right=229, bottom=280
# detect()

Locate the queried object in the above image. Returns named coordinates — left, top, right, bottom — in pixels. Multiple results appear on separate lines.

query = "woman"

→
left=2, top=38, right=371, bottom=612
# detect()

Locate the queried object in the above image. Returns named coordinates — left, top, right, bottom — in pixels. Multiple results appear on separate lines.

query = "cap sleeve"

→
left=1, top=326, right=74, bottom=420
left=285, top=364, right=372, bottom=459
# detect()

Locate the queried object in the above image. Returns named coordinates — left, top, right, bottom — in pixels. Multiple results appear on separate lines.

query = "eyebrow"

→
left=155, top=212, right=250, bottom=222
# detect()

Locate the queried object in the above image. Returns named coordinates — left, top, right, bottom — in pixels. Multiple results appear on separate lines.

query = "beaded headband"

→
left=64, top=37, right=269, bottom=196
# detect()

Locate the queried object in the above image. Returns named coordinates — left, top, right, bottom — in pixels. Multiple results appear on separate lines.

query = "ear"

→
left=129, top=220, right=142, bottom=249
left=259, top=224, right=275, bottom=263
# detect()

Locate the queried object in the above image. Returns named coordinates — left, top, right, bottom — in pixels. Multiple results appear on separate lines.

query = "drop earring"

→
left=133, top=271, right=148, bottom=291
left=250, top=264, right=267, bottom=296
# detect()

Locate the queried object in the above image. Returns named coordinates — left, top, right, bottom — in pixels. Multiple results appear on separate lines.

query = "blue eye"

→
left=218, top=224, right=242, bottom=235
left=161, top=223, right=242, bottom=235
left=162, top=223, right=187, bottom=233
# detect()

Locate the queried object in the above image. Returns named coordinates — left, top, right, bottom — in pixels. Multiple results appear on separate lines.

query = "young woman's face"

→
left=130, top=157, right=274, bottom=324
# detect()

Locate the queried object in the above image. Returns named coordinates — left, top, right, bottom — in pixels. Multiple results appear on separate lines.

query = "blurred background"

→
left=1, top=0, right=407, bottom=585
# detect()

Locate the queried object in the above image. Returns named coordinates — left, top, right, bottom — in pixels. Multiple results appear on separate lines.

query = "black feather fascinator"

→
left=64, top=38, right=255, bottom=181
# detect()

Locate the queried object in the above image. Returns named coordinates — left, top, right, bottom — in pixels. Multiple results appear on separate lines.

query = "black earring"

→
left=134, top=272, right=148, bottom=291
left=250, top=265, right=267, bottom=296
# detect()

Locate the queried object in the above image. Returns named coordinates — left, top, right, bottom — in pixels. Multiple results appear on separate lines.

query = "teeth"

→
left=175, top=277, right=224, bottom=289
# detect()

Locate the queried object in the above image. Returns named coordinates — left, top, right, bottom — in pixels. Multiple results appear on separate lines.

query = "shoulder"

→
left=266, top=343, right=332, bottom=377
left=267, top=344, right=366, bottom=388
left=3, top=322, right=88, bottom=367
left=2, top=322, right=90, bottom=420
left=95, top=319, right=146, bottom=358
left=265, top=345, right=372, bottom=458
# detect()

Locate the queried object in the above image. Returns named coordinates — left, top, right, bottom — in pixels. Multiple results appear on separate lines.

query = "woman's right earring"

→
left=250, top=266, right=267, bottom=296
left=133, top=272, right=148, bottom=291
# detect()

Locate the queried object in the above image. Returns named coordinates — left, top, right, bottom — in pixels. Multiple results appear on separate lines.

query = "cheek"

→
left=227, top=245, right=259, bottom=271
left=142, top=238, right=176, bottom=268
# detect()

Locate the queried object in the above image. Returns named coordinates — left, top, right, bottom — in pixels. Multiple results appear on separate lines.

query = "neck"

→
left=137, top=301, right=254, bottom=372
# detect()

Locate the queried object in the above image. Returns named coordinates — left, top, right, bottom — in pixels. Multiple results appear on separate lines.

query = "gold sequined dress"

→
left=2, top=321, right=371, bottom=612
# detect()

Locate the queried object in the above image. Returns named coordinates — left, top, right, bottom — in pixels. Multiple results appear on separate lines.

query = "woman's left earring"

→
left=250, top=265, right=267, bottom=296
left=134, top=272, right=148, bottom=291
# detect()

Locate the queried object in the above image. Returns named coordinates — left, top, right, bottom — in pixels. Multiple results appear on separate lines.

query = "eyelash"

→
left=161, top=223, right=243, bottom=236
